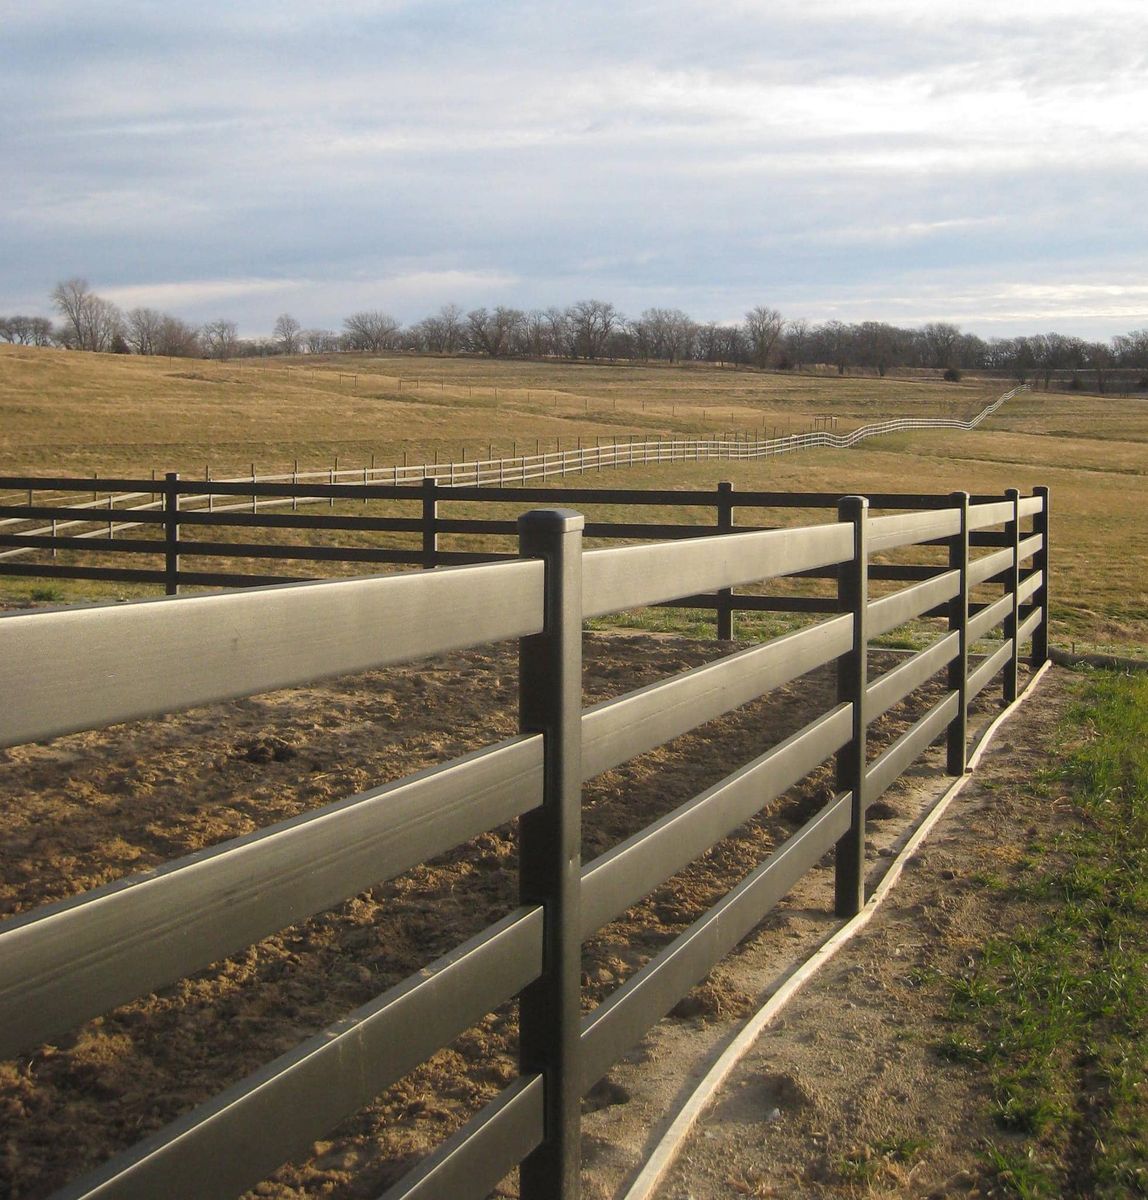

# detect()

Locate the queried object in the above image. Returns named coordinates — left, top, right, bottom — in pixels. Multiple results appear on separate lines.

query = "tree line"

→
left=2, top=278, right=1146, bottom=391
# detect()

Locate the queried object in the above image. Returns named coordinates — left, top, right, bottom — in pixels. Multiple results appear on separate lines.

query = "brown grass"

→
left=1, top=346, right=1144, bottom=651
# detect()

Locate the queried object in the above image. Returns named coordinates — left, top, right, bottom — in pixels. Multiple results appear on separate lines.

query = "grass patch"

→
left=938, top=670, right=1147, bottom=1197
left=834, top=1134, right=933, bottom=1186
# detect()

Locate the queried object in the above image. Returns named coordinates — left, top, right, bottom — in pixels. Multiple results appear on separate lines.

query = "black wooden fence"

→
left=0, top=477, right=1042, bottom=642
left=0, top=485, right=1049, bottom=1199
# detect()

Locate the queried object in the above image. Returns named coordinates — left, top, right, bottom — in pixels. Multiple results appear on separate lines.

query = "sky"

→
left=2, top=0, right=1146, bottom=341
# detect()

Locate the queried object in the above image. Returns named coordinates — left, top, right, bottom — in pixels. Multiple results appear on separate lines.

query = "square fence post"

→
left=517, top=509, right=585, bottom=1200
left=163, top=472, right=180, bottom=596
left=1030, top=486, right=1050, bottom=667
left=835, top=495, right=869, bottom=918
left=716, top=481, right=734, bottom=640
left=1003, top=488, right=1021, bottom=704
left=421, top=477, right=438, bottom=570
left=947, top=491, right=970, bottom=775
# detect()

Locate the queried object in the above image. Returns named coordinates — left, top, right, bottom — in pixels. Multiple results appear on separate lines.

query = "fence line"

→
left=0, top=385, right=1027, bottom=561
left=0, top=484, right=1050, bottom=1200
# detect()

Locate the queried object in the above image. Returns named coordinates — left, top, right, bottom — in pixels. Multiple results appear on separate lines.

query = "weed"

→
left=982, top=1141, right=1053, bottom=1198
left=834, top=1134, right=932, bottom=1185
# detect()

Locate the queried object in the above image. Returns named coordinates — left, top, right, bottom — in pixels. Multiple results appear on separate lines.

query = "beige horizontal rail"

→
left=581, top=523, right=852, bottom=617
left=0, top=559, right=544, bottom=747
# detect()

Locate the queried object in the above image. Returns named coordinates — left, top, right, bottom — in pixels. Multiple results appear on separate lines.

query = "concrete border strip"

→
left=619, top=657, right=1054, bottom=1200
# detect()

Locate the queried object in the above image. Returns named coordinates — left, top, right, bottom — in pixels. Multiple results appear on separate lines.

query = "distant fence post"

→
left=517, top=509, right=585, bottom=1200
left=835, top=495, right=869, bottom=918
left=1031, top=486, right=1050, bottom=667
left=946, top=491, right=970, bottom=775
left=421, top=477, right=438, bottom=570
left=163, top=472, right=180, bottom=596
left=1003, top=488, right=1021, bottom=703
left=716, top=481, right=734, bottom=640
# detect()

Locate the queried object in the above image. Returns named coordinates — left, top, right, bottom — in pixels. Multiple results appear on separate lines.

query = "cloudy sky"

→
left=3, top=0, right=1146, bottom=339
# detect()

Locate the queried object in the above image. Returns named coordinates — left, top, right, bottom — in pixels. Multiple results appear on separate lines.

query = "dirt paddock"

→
left=0, top=631, right=1020, bottom=1199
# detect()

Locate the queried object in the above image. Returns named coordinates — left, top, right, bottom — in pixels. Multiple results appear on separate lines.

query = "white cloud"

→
left=101, top=279, right=293, bottom=309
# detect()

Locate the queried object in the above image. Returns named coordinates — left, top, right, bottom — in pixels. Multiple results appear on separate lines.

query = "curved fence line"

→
left=0, top=385, right=1027, bottom=561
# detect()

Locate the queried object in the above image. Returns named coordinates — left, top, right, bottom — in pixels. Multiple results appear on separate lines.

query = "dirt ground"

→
left=0, top=630, right=1029, bottom=1199
left=651, top=665, right=1070, bottom=1200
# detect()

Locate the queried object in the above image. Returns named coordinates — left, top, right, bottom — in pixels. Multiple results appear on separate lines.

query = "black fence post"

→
left=1031, top=486, right=1050, bottom=667
left=163, top=472, right=180, bottom=596
left=1003, top=487, right=1021, bottom=704
left=517, top=509, right=585, bottom=1200
left=835, top=495, right=869, bottom=918
left=421, top=477, right=438, bottom=570
left=716, top=481, right=734, bottom=640
left=947, top=491, right=970, bottom=775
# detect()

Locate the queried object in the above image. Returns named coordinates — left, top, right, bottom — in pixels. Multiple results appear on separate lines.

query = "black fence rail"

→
left=0, top=485, right=1050, bottom=1200
left=0, top=475, right=1042, bottom=642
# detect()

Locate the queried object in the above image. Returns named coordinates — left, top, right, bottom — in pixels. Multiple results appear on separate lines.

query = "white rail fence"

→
left=0, top=385, right=1027, bottom=560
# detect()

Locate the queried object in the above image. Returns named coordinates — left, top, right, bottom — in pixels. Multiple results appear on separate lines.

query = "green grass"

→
left=938, top=670, right=1148, bottom=1197
left=834, top=1134, right=934, bottom=1186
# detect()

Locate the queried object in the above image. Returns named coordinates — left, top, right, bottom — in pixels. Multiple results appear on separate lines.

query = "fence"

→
left=0, top=385, right=1028, bottom=581
left=0, top=485, right=1049, bottom=1199
left=0, top=478, right=1038, bottom=649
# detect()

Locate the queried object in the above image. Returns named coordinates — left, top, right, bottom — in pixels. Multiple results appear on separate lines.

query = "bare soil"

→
left=0, top=631, right=1027, bottom=1199
left=655, top=665, right=1070, bottom=1200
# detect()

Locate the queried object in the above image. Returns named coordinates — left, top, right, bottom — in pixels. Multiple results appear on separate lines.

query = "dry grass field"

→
left=0, top=345, right=999, bottom=478
left=1, top=345, right=1145, bottom=652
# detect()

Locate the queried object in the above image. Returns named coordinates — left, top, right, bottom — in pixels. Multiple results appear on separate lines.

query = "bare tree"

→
left=51, top=278, right=123, bottom=352
left=125, top=307, right=167, bottom=356
left=0, top=315, right=54, bottom=346
left=436, top=303, right=464, bottom=353
left=518, top=310, right=549, bottom=358
left=633, top=308, right=697, bottom=363
left=273, top=313, right=302, bottom=355
left=200, top=318, right=240, bottom=360
left=696, top=323, right=722, bottom=363
left=342, top=310, right=400, bottom=353
left=1112, top=328, right=1148, bottom=371
left=854, top=321, right=899, bottom=376
left=465, top=306, right=524, bottom=357
left=1086, top=341, right=1113, bottom=393
left=410, top=304, right=464, bottom=354
left=156, top=316, right=201, bottom=357
left=744, top=305, right=784, bottom=369
left=567, top=299, right=619, bottom=360
left=783, top=319, right=810, bottom=370
left=544, top=307, right=574, bottom=357
left=817, top=321, right=855, bottom=375
left=921, top=322, right=962, bottom=370
left=302, top=328, right=338, bottom=354
left=1030, top=332, right=1084, bottom=389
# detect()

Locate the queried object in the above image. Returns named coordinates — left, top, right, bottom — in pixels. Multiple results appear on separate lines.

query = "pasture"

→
left=1, top=345, right=1144, bottom=652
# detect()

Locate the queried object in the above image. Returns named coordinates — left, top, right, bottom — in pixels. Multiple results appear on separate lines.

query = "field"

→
left=0, top=345, right=1001, bottom=479
left=1, top=347, right=1144, bottom=1197
left=1, top=345, right=1145, bottom=652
